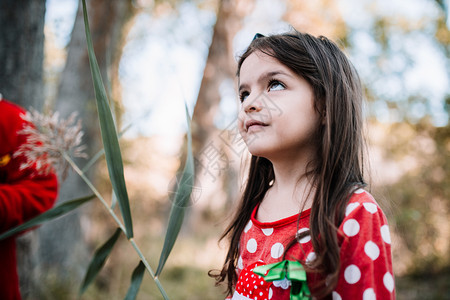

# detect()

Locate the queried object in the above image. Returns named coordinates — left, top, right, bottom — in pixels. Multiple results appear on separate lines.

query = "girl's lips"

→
left=245, top=119, right=268, bottom=131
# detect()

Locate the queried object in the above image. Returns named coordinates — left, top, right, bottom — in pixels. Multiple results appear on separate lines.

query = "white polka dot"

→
left=244, top=220, right=253, bottom=233
left=297, top=228, right=311, bottom=243
left=273, top=278, right=291, bottom=289
left=332, top=291, right=342, bottom=300
left=381, top=225, right=391, bottom=244
left=306, top=252, right=316, bottom=263
left=268, top=287, right=273, bottom=299
left=237, top=256, right=243, bottom=269
left=363, top=202, right=378, bottom=214
left=262, top=228, right=274, bottom=236
left=247, top=239, right=257, bottom=253
left=271, top=242, right=284, bottom=259
left=345, top=202, right=360, bottom=216
left=344, top=265, right=361, bottom=284
left=383, top=272, right=394, bottom=292
left=364, top=241, right=380, bottom=260
left=363, top=288, right=376, bottom=300
left=354, top=188, right=365, bottom=194
left=343, top=219, right=360, bottom=237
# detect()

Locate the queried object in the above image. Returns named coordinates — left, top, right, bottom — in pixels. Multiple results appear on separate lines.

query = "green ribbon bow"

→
left=253, top=260, right=311, bottom=300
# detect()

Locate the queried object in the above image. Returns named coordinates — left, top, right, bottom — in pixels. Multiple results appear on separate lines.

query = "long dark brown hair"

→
left=211, top=30, right=366, bottom=298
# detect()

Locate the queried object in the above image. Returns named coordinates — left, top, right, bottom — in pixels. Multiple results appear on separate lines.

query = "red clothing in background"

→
left=0, top=99, right=58, bottom=300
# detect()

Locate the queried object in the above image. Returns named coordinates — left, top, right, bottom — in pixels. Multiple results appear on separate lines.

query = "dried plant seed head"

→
left=13, top=109, right=87, bottom=179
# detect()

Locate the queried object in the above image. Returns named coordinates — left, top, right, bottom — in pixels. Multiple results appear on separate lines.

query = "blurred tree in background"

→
left=0, top=1, right=46, bottom=298
left=35, top=0, right=138, bottom=298
left=1, top=0, right=448, bottom=299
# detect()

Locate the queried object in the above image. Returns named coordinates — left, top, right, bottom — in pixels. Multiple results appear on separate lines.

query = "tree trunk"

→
left=189, top=0, right=253, bottom=223
left=0, top=1, right=47, bottom=299
left=192, top=0, right=250, bottom=151
left=0, top=0, right=45, bottom=110
left=34, top=0, right=137, bottom=296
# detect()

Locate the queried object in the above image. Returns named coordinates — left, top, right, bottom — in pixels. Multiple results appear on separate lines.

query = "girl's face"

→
left=238, top=51, right=320, bottom=162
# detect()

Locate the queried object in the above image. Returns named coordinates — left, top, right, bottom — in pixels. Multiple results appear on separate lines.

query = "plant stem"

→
left=130, top=238, right=170, bottom=300
left=63, top=153, right=126, bottom=233
left=63, top=153, right=170, bottom=299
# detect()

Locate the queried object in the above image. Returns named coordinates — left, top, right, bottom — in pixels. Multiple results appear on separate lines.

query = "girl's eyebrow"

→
left=239, top=70, right=293, bottom=92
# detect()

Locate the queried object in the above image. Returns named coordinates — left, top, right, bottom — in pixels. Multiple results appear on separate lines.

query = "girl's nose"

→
left=243, top=96, right=263, bottom=113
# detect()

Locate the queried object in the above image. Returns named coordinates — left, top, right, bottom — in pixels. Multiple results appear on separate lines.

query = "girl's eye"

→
left=239, top=91, right=249, bottom=103
left=268, top=80, right=285, bottom=91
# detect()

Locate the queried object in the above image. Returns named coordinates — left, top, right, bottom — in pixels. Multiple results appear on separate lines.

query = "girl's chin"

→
left=246, top=146, right=274, bottom=159
left=244, top=137, right=279, bottom=158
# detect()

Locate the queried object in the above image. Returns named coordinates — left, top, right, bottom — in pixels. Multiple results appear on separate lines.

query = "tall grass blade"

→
left=80, top=228, right=122, bottom=295
left=124, top=261, right=146, bottom=300
left=81, top=148, right=105, bottom=174
left=81, top=0, right=133, bottom=238
left=81, top=123, right=132, bottom=174
left=0, top=194, right=95, bottom=241
left=155, top=105, right=194, bottom=276
left=111, top=190, right=118, bottom=209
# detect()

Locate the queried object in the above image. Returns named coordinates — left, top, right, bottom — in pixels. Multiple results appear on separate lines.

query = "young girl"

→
left=212, top=30, right=395, bottom=299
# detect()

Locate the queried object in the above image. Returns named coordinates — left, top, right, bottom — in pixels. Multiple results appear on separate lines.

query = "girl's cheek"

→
left=237, top=111, right=246, bottom=133
left=237, top=122, right=245, bottom=138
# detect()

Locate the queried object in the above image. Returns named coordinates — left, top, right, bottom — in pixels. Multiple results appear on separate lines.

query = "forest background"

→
left=0, top=0, right=449, bottom=299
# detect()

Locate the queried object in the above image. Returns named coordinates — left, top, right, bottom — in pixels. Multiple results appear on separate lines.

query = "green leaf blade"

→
left=81, top=0, right=133, bottom=238
left=80, top=228, right=122, bottom=295
left=0, top=194, right=95, bottom=241
left=124, top=261, right=146, bottom=300
left=81, top=124, right=132, bottom=174
left=156, top=105, right=194, bottom=276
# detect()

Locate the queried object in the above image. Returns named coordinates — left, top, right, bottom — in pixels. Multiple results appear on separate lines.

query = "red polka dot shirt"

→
left=228, top=189, right=395, bottom=300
